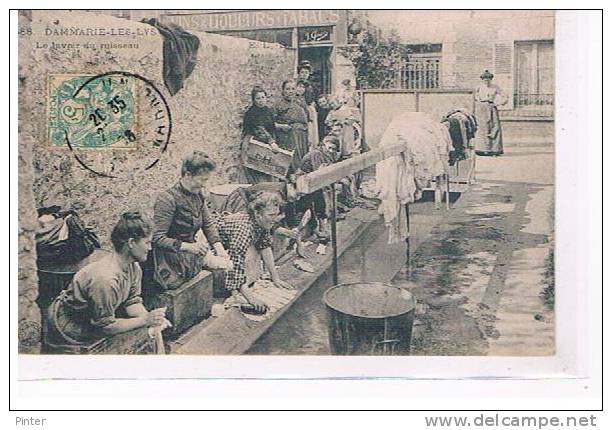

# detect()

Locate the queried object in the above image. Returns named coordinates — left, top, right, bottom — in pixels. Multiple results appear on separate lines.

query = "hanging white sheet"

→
left=375, top=112, right=453, bottom=244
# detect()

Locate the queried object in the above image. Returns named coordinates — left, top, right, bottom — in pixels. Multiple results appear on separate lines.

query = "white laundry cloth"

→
left=224, top=279, right=297, bottom=322
left=375, top=112, right=451, bottom=243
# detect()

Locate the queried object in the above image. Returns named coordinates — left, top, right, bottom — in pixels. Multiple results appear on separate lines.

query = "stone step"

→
left=494, top=304, right=548, bottom=315
left=493, top=337, right=555, bottom=351
left=500, top=118, right=554, bottom=146
left=493, top=317, right=550, bottom=333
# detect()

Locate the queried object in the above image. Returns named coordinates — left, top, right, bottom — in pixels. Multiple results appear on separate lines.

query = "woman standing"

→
left=242, top=86, right=283, bottom=183
left=243, top=86, right=280, bottom=149
left=297, top=60, right=319, bottom=104
left=316, top=94, right=331, bottom=139
left=151, top=152, right=231, bottom=290
left=274, top=79, right=310, bottom=175
left=296, top=80, right=319, bottom=148
left=474, top=70, right=508, bottom=156
left=46, top=212, right=168, bottom=349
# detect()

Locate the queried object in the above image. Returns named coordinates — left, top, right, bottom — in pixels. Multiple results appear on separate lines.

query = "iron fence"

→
left=501, top=93, right=554, bottom=117
left=396, top=59, right=441, bottom=90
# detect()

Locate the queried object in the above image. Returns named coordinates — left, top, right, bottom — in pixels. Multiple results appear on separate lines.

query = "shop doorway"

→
left=299, top=46, right=333, bottom=96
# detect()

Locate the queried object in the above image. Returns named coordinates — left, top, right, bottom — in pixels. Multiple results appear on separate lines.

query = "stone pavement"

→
left=481, top=147, right=555, bottom=355
left=401, top=146, right=555, bottom=356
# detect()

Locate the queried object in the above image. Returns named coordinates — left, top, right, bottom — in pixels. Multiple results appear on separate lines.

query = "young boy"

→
left=299, top=135, right=342, bottom=240
left=316, top=94, right=331, bottom=139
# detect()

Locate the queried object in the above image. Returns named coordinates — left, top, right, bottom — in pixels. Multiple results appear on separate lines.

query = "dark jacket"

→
left=151, top=182, right=220, bottom=289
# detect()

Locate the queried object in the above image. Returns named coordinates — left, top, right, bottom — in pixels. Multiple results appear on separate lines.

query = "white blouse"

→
left=475, top=84, right=508, bottom=106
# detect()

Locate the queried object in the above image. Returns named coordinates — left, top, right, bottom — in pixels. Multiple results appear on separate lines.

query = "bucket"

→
left=37, top=248, right=110, bottom=353
left=323, top=282, right=416, bottom=355
left=37, top=248, right=111, bottom=309
left=208, top=183, right=250, bottom=210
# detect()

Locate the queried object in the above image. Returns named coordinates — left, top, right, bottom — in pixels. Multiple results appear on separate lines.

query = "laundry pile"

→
left=441, top=109, right=478, bottom=165
left=375, top=112, right=454, bottom=244
left=36, top=207, right=100, bottom=265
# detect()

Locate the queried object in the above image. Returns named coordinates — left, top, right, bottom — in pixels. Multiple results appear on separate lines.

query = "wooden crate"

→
left=241, top=137, right=293, bottom=179
left=143, top=270, right=214, bottom=339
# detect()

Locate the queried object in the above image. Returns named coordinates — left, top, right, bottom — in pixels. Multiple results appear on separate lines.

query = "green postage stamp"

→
left=47, top=74, right=138, bottom=149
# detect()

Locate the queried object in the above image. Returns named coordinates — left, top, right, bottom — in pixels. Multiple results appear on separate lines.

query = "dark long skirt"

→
left=474, top=101, right=503, bottom=155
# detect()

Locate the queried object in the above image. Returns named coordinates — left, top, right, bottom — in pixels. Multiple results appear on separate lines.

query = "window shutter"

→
left=493, top=42, right=514, bottom=110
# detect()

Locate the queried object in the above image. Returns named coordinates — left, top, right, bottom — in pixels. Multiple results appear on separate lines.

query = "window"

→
left=514, top=40, right=554, bottom=116
left=397, top=43, right=442, bottom=89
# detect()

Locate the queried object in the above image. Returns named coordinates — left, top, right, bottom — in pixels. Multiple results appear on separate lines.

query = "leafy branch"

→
left=339, top=30, right=408, bottom=89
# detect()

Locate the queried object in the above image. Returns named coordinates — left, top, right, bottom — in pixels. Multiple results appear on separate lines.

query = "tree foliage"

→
left=340, top=30, right=407, bottom=90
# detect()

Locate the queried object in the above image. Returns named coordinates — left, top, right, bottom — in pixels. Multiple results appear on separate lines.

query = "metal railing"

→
left=502, top=93, right=554, bottom=117
left=396, top=59, right=441, bottom=90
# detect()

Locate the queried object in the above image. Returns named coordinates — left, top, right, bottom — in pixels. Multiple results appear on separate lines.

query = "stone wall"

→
left=21, top=10, right=294, bottom=242
left=17, top=10, right=295, bottom=352
left=18, top=114, right=42, bottom=354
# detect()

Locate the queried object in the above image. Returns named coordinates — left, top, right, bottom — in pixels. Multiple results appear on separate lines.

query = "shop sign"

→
left=299, top=26, right=333, bottom=45
left=163, top=10, right=344, bottom=32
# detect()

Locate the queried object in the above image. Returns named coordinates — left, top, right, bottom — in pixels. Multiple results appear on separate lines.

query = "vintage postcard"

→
left=17, top=9, right=557, bottom=361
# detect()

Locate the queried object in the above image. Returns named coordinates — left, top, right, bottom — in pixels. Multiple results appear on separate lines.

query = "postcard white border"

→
left=8, top=3, right=603, bottom=411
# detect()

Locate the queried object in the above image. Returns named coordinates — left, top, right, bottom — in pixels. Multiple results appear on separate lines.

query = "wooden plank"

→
left=44, top=326, right=156, bottom=355
left=296, top=142, right=407, bottom=194
left=86, top=326, right=156, bottom=355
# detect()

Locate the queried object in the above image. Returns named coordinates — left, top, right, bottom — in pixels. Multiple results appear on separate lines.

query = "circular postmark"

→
left=48, top=71, right=172, bottom=178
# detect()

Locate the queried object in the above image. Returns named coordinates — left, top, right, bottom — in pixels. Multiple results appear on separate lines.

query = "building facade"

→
left=155, top=10, right=370, bottom=95
left=375, top=10, right=555, bottom=118
left=371, top=10, right=554, bottom=144
left=99, top=9, right=554, bottom=144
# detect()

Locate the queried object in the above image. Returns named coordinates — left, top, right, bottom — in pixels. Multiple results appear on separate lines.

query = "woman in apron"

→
left=474, top=70, right=508, bottom=156
left=274, top=80, right=310, bottom=176
left=296, top=80, right=319, bottom=149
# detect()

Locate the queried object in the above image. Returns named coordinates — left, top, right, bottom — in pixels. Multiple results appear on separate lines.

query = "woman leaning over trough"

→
left=45, top=212, right=168, bottom=349
left=217, top=191, right=294, bottom=313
